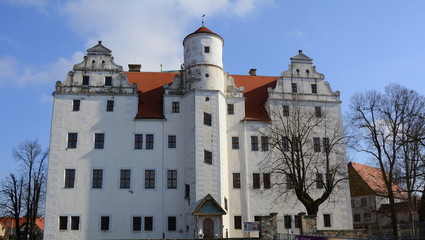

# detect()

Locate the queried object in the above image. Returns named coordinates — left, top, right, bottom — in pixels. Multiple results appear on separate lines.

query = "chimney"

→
left=128, top=64, right=141, bottom=72
left=249, top=68, right=257, bottom=76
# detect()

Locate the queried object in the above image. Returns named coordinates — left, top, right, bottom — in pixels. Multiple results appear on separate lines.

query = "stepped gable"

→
left=126, top=72, right=279, bottom=120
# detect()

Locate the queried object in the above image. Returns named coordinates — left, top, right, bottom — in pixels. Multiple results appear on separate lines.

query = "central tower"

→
left=183, top=26, right=225, bottom=92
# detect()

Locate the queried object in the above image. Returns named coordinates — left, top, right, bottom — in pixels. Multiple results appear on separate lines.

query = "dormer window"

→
left=204, top=46, right=210, bottom=53
left=105, top=76, right=112, bottom=86
left=82, top=76, right=89, bottom=86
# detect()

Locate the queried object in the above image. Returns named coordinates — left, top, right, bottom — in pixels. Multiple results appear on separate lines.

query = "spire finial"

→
left=202, top=14, right=205, bottom=27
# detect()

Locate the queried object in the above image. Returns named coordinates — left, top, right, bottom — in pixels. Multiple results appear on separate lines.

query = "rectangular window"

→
left=233, top=173, right=241, bottom=189
left=282, top=105, right=289, bottom=116
left=67, top=133, right=78, bottom=149
left=251, top=136, right=259, bottom=151
left=133, top=217, right=142, bottom=231
left=323, top=137, right=330, bottom=153
left=204, top=112, right=212, bottom=126
left=82, top=76, right=89, bottom=86
left=361, top=198, right=367, bottom=207
left=146, top=134, right=154, bottom=149
left=71, top=216, right=80, bottom=230
left=315, top=107, right=322, bottom=117
left=316, top=173, right=324, bottom=189
left=105, top=76, right=112, bottom=86
left=92, top=169, right=103, bottom=189
left=101, top=216, right=110, bottom=231
left=172, top=102, right=180, bottom=113
left=227, top=104, right=234, bottom=115
left=204, top=46, right=210, bottom=53
left=185, top=184, right=190, bottom=199
left=286, top=174, right=293, bottom=189
left=282, top=137, right=289, bottom=152
left=261, top=136, right=269, bottom=151
left=353, top=214, right=361, bottom=223
left=284, top=215, right=291, bottom=228
left=254, top=216, right=261, bottom=222
left=145, top=170, right=155, bottom=189
left=323, top=214, right=331, bottom=227
left=291, top=83, right=297, bottom=93
left=168, top=135, right=176, bottom=148
left=294, top=215, right=301, bottom=228
left=65, top=169, right=75, bottom=188
left=253, top=173, right=260, bottom=189
left=167, top=170, right=177, bottom=189
left=134, top=134, right=143, bottom=149
left=311, top=84, right=317, bottom=93
left=232, top=137, right=239, bottom=149
left=144, top=216, right=153, bottom=231
left=234, top=216, right=242, bottom=229
left=120, top=169, right=131, bottom=189
left=204, top=150, right=212, bottom=165
left=73, top=100, right=80, bottom=111
left=168, top=216, right=176, bottom=231
left=313, top=137, right=321, bottom=152
left=106, top=100, right=114, bottom=112
left=224, top=198, right=228, bottom=211
left=59, top=216, right=68, bottom=230
left=263, top=173, right=271, bottom=189
left=94, top=133, right=105, bottom=149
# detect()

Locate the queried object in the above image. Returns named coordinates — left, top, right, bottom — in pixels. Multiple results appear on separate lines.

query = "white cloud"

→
left=0, top=56, right=18, bottom=86
left=61, top=0, right=269, bottom=71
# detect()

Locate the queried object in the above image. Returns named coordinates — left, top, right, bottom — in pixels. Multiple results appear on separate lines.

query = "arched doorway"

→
left=203, top=218, right=214, bottom=238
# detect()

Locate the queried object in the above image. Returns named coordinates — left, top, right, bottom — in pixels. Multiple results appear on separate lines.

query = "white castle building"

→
left=44, top=26, right=353, bottom=239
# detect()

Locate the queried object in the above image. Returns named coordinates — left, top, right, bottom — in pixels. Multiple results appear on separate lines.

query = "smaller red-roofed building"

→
left=348, top=162, right=409, bottom=229
left=0, top=217, right=44, bottom=239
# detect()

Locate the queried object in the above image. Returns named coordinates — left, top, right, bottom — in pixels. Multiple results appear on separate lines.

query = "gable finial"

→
left=202, top=14, right=205, bottom=27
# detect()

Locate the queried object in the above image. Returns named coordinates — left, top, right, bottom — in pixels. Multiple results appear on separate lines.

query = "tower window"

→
left=291, top=83, right=297, bottom=93
left=227, top=104, right=234, bottom=115
left=204, top=112, right=212, bottom=126
left=82, top=76, right=89, bottom=86
left=172, top=102, right=180, bottom=113
left=311, top=84, right=317, bottom=93
left=73, top=100, right=80, bottom=111
left=106, top=100, right=114, bottom=112
left=204, top=46, right=210, bottom=53
left=204, top=150, right=212, bottom=164
left=105, top=76, right=112, bottom=86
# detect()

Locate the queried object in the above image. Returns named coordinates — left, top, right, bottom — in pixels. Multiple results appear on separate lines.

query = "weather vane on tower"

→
left=202, top=14, right=205, bottom=27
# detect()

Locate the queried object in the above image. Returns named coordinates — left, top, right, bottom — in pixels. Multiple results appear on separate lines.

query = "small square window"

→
left=73, top=100, right=80, bottom=111
left=204, top=112, right=212, bottom=126
left=234, top=216, right=242, bottom=229
left=134, top=134, right=143, bottom=149
left=71, top=216, right=80, bottom=230
left=204, top=150, right=212, bottom=164
left=67, top=133, right=78, bottom=149
left=92, top=169, right=103, bottom=189
left=59, top=216, right=68, bottom=230
left=106, top=100, right=114, bottom=112
left=172, top=102, right=180, bottom=113
left=313, top=137, right=321, bottom=152
left=261, top=136, right=269, bottom=151
left=204, top=46, right=210, bottom=53
left=146, top=134, right=154, bottom=149
left=232, top=137, right=239, bottom=149
left=323, top=137, right=330, bottom=153
left=105, top=76, right=112, bottom=86
left=94, top=133, right=105, bottom=149
left=227, top=104, right=234, bottom=115
left=263, top=173, right=271, bottom=189
left=168, top=216, right=177, bottom=231
left=323, top=214, right=331, bottom=227
left=315, top=107, right=322, bottom=117
left=144, top=216, right=153, bottom=231
left=233, top=173, right=240, bottom=189
left=82, top=76, right=89, bottom=86
left=120, top=169, right=131, bottom=189
left=133, top=217, right=142, bottom=231
left=291, top=83, right=297, bottom=93
left=253, top=173, right=260, bottom=189
left=145, top=170, right=155, bottom=189
left=311, top=84, right=317, bottom=93
left=168, top=135, right=176, bottom=148
left=101, top=216, right=110, bottom=231
left=353, top=214, right=361, bottom=223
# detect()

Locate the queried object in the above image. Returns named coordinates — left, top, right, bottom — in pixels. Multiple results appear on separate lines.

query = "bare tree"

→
left=347, top=84, right=425, bottom=239
left=260, top=100, right=347, bottom=216
left=0, top=174, right=24, bottom=240
left=13, top=140, right=47, bottom=240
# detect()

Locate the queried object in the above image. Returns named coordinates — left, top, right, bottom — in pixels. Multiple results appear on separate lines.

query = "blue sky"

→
left=1, top=0, right=425, bottom=179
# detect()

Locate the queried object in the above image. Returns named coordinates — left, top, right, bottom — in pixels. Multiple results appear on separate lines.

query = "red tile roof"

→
left=348, top=162, right=407, bottom=199
left=183, top=26, right=223, bottom=44
left=0, top=217, right=44, bottom=231
left=125, top=72, right=279, bottom=120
